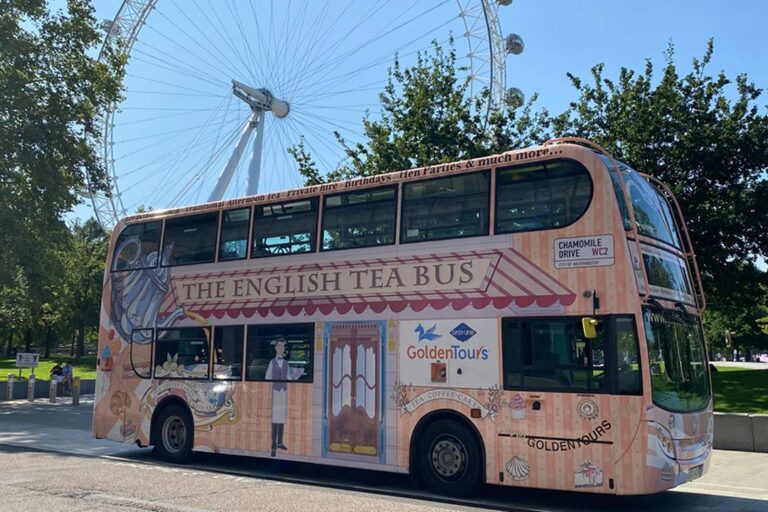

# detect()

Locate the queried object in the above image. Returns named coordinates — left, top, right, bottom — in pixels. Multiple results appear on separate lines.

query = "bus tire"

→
left=417, top=419, right=481, bottom=497
left=152, top=404, right=193, bottom=463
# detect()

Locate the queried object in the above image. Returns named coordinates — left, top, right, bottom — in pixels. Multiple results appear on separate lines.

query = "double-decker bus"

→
left=94, top=138, right=712, bottom=497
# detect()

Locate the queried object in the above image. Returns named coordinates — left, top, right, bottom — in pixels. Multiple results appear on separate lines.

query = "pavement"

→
left=1, top=396, right=768, bottom=511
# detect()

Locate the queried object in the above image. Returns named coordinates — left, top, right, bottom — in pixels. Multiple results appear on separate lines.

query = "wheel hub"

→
left=162, top=416, right=186, bottom=453
left=431, top=437, right=466, bottom=478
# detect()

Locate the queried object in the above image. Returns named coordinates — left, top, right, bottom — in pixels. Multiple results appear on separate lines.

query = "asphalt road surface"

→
left=1, top=398, right=767, bottom=512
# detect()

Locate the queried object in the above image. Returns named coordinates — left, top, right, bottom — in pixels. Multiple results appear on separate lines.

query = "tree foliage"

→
left=0, top=0, right=122, bottom=357
left=289, top=41, right=550, bottom=184
left=291, top=39, right=768, bottom=350
left=551, top=40, right=768, bottom=328
left=0, top=0, right=124, bottom=287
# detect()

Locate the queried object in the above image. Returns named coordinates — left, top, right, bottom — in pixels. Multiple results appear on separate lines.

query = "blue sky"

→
left=505, top=0, right=768, bottom=113
left=75, top=0, right=768, bottom=227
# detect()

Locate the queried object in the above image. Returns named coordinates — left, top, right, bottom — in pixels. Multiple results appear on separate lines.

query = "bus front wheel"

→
left=152, top=404, right=193, bottom=463
left=417, top=419, right=481, bottom=497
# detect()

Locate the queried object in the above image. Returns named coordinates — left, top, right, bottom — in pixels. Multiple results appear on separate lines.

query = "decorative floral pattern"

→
left=483, top=384, right=507, bottom=421
left=577, top=398, right=599, bottom=420
left=391, top=380, right=412, bottom=413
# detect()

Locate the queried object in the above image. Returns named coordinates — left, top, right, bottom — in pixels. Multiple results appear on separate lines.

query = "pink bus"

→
left=93, top=138, right=712, bottom=497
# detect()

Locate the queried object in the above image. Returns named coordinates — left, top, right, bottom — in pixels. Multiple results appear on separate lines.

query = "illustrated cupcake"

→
left=508, top=393, right=526, bottom=420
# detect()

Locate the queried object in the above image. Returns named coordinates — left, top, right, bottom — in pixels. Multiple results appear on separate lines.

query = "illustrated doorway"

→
left=326, top=323, right=381, bottom=458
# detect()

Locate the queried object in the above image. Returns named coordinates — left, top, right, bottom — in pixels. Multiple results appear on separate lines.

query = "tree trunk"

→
left=4, top=329, right=12, bottom=358
left=44, top=325, right=52, bottom=358
left=24, top=328, right=32, bottom=353
left=76, top=324, right=85, bottom=359
left=70, top=331, right=76, bottom=357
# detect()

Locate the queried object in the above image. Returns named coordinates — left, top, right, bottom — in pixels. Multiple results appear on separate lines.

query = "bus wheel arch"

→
left=409, top=410, right=486, bottom=496
left=150, top=396, right=194, bottom=463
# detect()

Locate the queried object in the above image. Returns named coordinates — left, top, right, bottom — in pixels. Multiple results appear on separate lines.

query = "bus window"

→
left=322, top=186, right=396, bottom=251
left=252, top=198, right=317, bottom=257
left=154, top=327, right=210, bottom=380
left=502, top=317, right=606, bottom=392
left=245, top=323, right=313, bottom=383
left=112, top=220, right=162, bottom=271
left=212, top=325, right=244, bottom=380
left=501, top=320, right=523, bottom=389
left=400, top=171, right=489, bottom=243
left=219, top=208, right=251, bottom=261
left=162, top=212, right=218, bottom=266
left=643, top=252, right=692, bottom=297
left=130, top=329, right=153, bottom=379
left=621, top=167, right=681, bottom=248
left=614, top=317, right=642, bottom=394
left=495, top=160, right=592, bottom=234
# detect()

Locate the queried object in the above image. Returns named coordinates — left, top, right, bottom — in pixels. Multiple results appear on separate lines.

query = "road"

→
left=1, top=397, right=767, bottom=512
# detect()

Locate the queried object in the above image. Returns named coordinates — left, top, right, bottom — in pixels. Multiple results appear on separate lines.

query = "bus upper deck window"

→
left=112, top=221, right=162, bottom=271
left=495, top=160, right=592, bottom=234
left=162, top=212, right=218, bottom=266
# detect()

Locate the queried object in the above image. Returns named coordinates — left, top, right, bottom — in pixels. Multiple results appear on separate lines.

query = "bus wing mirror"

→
left=582, top=318, right=599, bottom=339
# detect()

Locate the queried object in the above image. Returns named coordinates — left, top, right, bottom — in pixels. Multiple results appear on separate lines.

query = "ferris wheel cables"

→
left=127, top=74, right=224, bottom=97
left=164, top=125, right=243, bottom=208
left=189, top=0, right=257, bottom=85
left=275, top=0, right=361, bottom=96
left=147, top=94, right=238, bottom=207
left=283, top=1, right=397, bottom=95
left=140, top=24, right=240, bottom=85
left=155, top=4, right=243, bottom=82
left=290, top=1, right=451, bottom=93
left=130, top=48, right=227, bottom=89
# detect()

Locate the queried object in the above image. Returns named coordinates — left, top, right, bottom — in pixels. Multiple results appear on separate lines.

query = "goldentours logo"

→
left=450, top=322, right=476, bottom=343
left=415, top=323, right=441, bottom=342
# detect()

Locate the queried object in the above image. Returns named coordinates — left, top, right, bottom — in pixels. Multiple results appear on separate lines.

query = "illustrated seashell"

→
left=505, top=456, right=530, bottom=481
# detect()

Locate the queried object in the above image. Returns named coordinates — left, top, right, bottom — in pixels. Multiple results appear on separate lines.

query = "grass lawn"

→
left=0, top=357, right=97, bottom=381
left=712, top=366, right=768, bottom=414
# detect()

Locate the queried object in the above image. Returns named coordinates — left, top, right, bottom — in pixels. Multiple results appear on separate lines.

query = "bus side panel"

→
left=610, top=394, right=646, bottom=495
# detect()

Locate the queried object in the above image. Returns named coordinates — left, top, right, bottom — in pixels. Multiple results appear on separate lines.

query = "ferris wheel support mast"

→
left=209, top=80, right=289, bottom=202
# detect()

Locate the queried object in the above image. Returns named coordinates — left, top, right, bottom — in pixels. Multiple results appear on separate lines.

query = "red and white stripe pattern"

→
left=161, top=249, right=576, bottom=320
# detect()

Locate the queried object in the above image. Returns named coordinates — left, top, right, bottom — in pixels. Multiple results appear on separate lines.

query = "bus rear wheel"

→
left=152, top=404, right=193, bottom=463
left=417, top=419, right=481, bottom=497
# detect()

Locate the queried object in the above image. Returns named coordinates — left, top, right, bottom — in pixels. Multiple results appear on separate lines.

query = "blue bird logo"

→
left=415, top=323, right=441, bottom=342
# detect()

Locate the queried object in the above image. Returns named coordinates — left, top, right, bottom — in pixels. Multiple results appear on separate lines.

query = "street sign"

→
left=15, top=352, right=40, bottom=368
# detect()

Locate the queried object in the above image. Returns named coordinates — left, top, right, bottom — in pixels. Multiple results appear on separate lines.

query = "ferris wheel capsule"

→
left=506, top=33, right=525, bottom=55
left=506, top=87, right=525, bottom=108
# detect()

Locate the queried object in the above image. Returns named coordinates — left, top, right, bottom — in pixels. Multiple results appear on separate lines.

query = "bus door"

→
left=327, top=323, right=380, bottom=457
left=499, top=317, right=615, bottom=492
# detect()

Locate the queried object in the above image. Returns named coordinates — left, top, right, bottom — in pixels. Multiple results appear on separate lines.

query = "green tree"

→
left=290, top=41, right=550, bottom=184
left=61, top=219, right=109, bottom=358
left=0, top=267, right=34, bottom=356
left=0, top=0, right=124, bottom=301
left=551, top=40, right=768, bottom=318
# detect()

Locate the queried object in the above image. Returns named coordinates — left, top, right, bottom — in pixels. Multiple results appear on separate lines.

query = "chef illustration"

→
left=266, top=337, right=305, bottom=457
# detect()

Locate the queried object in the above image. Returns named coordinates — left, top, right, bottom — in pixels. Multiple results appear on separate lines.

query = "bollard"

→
left=49, top=379, right=57, bottom=403
left=27, top=375, right=35, bottom=402
left=6, top=374, right=14, bottom=401
left=72, top=376, right=80, bottom=406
